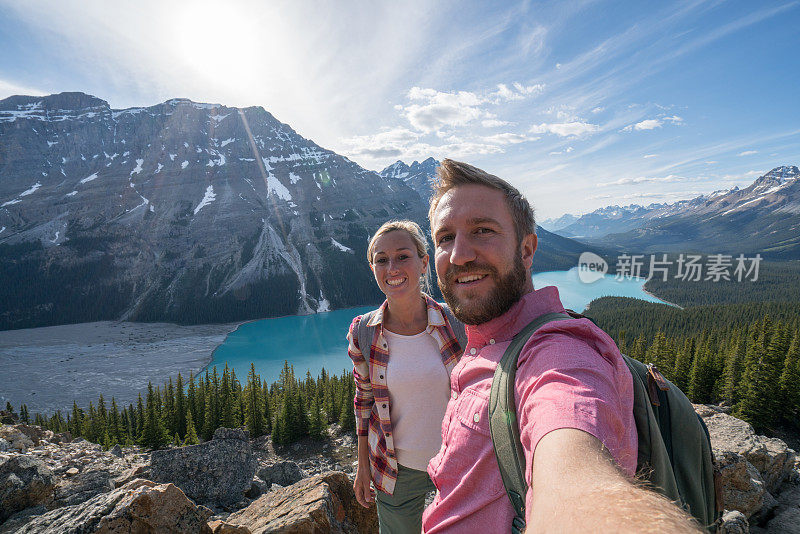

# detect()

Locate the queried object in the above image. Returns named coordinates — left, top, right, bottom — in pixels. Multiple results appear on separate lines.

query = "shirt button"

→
left=451, top=391, right=458, bottom=400
left=379, top=374, right=384, bottom=379
left=489, top=339, right=496, bottom=345
left=382, top=404, right=387, bottom=408
left=469, top=348, right=477, bottom=355
left=473, top=413, right=480, bottom=423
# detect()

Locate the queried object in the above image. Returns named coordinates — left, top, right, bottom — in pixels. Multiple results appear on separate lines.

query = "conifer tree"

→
left=220, top=363, right=236, bottom=429
left=140, top=382, right=169, bottom=449
left=689, top=335, right=715, bottom=403
left=309, top=393, right=324, bottom=440
left=262, top=379, right=273, bottom=435
left=779, top=334, right=800, bottom=427
left=722, top=333, right=746, bottom=406
left=19, top=404, right=29, bottom=423
left=672, top=337, right=695, bottom=391
left=339, top=391, right=355, bottom=433
left=109, top=398, right=122, bottom=445
left=245, top=363, right=265, bottom=437
left=175, top=373, right=187, bottom=439
left=184, top=408, right=200, bottom=445
left=735, top=322, right=775, bottom=430
left=135, top=394, right=145, bottom=439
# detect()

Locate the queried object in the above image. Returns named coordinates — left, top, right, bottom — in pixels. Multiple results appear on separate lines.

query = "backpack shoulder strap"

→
left=488, top=312, right=572, bottom=533
left=440, top=303, right=468, bottom=350
left=356, top=310, right=379, bottom=356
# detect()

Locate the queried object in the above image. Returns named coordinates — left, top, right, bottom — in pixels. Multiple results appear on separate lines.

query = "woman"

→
left=348, top=220, right=465, bottom=533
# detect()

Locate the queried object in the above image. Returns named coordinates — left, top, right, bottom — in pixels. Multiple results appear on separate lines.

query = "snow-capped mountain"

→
left=380, top=157, right=439, bottom=200
left=590, top=166, right=800, bottom=257
left=0, top=92, right=424, bottom=329
left=0, top=93, right=595, bottom=330
left=539, top=213, right=579, bottom=232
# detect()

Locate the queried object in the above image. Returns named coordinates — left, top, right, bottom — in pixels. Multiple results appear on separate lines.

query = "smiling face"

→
left=431, top=184, right=537, bottom=325
left=370, top=229, right=429, bottom=301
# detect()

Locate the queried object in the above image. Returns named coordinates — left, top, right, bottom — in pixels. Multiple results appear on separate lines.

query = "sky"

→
left=1, top=0, right=799, bottom=219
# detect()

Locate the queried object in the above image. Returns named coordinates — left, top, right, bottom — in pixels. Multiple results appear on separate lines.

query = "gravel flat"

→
left=0, top=320, right=239, bottom=415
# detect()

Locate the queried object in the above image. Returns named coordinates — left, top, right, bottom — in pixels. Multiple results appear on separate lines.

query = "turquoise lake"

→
left=208, top=267, right=667, bottom=383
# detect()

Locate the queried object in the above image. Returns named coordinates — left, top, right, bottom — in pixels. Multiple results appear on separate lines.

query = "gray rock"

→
left=702, top=411, right=796, bottom=494
left=109, top=444, right=123, bottom=457
left=15, top=479, right=213, bottom=533
left=257, top=460, right=306, bottom=487
left=715, top=450, right=766, bottom=518
left=0, top=505, right=47, bottom=534
left=0, top=438, right=9, bottom=452
left=226, top=471, right=377, bottom=534
left=54, top=468, right=114, bottom=506
left=718, top=510, right=749, bottom=534
left=0, top=454, right=56, bottom=523
left=150, top=427, right=256, bottom=506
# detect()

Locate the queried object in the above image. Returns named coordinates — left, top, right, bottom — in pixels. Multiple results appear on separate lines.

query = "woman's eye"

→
left=375, top=258, right=387, bottom=264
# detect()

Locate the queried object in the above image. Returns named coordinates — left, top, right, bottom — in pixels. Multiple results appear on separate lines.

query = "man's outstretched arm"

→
left=526, top=428, right=702, bottom=533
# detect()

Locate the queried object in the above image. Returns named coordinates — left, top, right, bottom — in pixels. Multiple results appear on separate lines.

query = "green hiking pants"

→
left=375, top=464, right=436, bottom=533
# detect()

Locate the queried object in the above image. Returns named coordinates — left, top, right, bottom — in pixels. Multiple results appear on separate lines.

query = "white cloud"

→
left=622, top=119, right=662, bottom=132
left=738, top=150, right=758, bottom=156
left=529, top=121, right=599, bottom=137
left=591, top=107, right=605, bottom=114
left=0, top=79, right=48, bottom=99
left=399, top=83, right=542, bottom=132
left=549, top=146, right=574, bottom=155
left=599, top=174, right=686, bottom=187
left=643, top=154, right=658, bottom=158
left=340, top=127, right=421, bottom=158
left=482, top=118, right=511, bottom=127
left=663, top=115, right=683, bottom=123
left=483, top=133, right=534, bottom=145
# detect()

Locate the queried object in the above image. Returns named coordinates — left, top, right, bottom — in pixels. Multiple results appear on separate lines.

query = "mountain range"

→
left=542, top=166, right=800, bottom=258
left=0, top=92, right=589, bottom=330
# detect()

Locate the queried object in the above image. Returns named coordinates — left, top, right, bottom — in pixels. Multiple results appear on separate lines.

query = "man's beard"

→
left=439, top=252, right=528, bottom=326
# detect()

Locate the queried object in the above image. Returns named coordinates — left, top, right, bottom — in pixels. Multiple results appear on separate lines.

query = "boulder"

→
left=109, top=444, right=123, bottom=458
left=701, top=410, right=796, bottom=494
left=15, top=479, right=213, bottom=533
left=225, top=472, right=377, bottom=534
left=150, top=427, right=256, bottom=506
left=0, top=438, right=9, bottom=452
left=257, top=461, right=306, bottom=487
left=715, top=450, right=766, bottom=518
left=208, top=519, right=252, bottom=533
left=54, top=468, right=114, bottom=506
left=0, top=455, right=56, bottom=523
left=13, top=424, right=51, bottom=446
left=50, top=431, right=72, bottom=444
left=718, top=510, right=749, bottom=534
left=0, top=426, right=34, bottom=451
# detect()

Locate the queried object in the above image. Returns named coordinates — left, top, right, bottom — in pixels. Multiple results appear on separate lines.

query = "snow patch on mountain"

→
left=20, top=182, right=42, bottom=197
left=289, top=172, right=301, bottom=184
left=80, top=173, right=98, bottom=184
left=193, top=185, right=216, bottom=215
left=130, top=159, right=144, bottom=176
left=331, top=238, right=353, bottom=253
left=181, top=161, right=189, bottom=169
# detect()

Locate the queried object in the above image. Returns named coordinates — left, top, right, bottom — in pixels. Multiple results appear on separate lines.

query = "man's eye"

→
left=375, top=258, right=387, bottom=264
left=437, top=235, right=454, bottom=245
left=476, top=227, right=494, bottom=234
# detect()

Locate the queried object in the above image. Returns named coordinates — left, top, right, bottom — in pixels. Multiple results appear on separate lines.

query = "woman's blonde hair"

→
left=367, top=220, right=431, bottom=293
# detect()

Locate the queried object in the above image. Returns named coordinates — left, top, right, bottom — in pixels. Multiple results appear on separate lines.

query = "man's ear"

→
left=521, top=233, right=538, bottom=270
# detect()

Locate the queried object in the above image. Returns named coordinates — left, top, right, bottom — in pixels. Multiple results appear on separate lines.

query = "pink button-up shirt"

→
left=423, top=286, right=637, bottom=533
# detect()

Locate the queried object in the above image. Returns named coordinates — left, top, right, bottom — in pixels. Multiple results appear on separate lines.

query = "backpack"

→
left=488, top=311, right=723, bottom=533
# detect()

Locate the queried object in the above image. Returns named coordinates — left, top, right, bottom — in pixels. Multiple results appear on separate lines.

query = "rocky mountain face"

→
left=2, top=406, right=799, bottom=533
left=548, top=166, right=800, bottom=258
left=0, top=92, right=425, bottom=330
left=0, top=100, right=605, bottom=331
left=379, top=157, right=440, bottom=200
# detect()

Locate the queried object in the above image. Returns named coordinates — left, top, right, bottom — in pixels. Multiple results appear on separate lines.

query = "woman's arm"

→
left=354, top=435, right=374, bottom=507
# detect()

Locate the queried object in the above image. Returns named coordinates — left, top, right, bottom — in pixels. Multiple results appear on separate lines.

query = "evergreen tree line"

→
left=616, top=316, right=800, bottom=432
left=22, top=362, right=357, bottom=450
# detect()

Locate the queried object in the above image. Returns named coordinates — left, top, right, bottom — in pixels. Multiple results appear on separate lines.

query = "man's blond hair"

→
left=428, top=159, right=535, bottom=242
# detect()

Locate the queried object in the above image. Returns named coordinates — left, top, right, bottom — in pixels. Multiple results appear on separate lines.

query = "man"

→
left=422, top=159, right=700, bottom=532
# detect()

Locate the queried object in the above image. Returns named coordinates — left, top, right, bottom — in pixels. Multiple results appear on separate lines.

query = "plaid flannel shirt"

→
left=347, top=295, right=463, bottom=495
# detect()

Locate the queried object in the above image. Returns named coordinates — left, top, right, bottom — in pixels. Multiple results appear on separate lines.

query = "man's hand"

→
left=527, top=428, right=702, bottom=533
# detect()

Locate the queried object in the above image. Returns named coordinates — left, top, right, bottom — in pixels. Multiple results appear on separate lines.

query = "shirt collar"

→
left=465, top=286, right=566, bottom=346
left=366, top=294, right=446, bottom=328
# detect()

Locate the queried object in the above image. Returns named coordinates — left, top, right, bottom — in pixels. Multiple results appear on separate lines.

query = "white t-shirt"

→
left=384, top=328, right=451, bottom=471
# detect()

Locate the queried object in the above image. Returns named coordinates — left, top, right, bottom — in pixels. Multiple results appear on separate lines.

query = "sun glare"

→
left=174, top=5, right=261, bottom=86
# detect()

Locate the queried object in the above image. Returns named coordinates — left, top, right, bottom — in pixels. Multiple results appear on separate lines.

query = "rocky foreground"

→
left=1, top=406, right=799, bottom=533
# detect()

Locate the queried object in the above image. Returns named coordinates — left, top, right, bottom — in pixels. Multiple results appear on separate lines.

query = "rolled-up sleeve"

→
left=347, top=316, right=373, bottom=436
